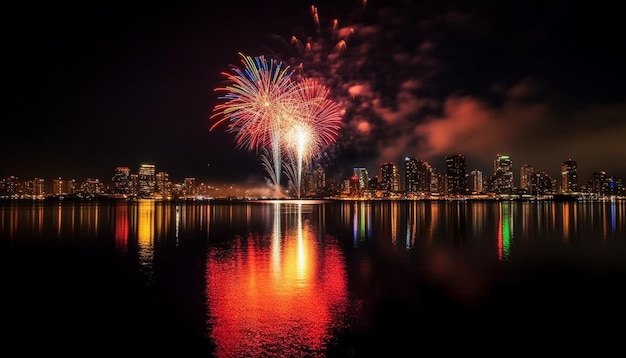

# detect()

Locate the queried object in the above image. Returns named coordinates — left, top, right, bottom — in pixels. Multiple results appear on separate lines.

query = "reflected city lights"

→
left=114, top=202, right=129, bottom=253
left=137, top=200, right=155, bottom=284
left=206, top=202, right=348, bottom=357
left=497, top=203, right=513, bottom=261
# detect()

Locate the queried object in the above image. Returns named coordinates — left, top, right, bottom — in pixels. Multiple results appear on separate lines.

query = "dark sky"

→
left=3, top=0, right=625, bottom=189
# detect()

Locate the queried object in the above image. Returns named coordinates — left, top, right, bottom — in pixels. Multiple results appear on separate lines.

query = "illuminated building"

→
left=112, top=166, right=131, bottom=194
left=470, top=169, right=483, bottom=193
left=520, top=164, right=533, bottom=192
left=353, top=167, right=369, bottom=190
left=493, top=154, right=514, bottom=194
left=138, top=164, right=156, bottom=199
left=405, top=157, right=432, bottom=195
left=183, top=177, right=197, bottom=199
left=379, top=162, right=399, bottom=194
left=313, top=165, right=325, bottom=192
left=79, top=178, right=103, bottom=196
left=405, top=157, right=418, bottom=193
left=445, top=154, right=467, bottom=196
left=561, top=159, right=578, bottom=193
left=52, top=177, right=75, bottom=196
left=156, top=172, right=171, bottom=198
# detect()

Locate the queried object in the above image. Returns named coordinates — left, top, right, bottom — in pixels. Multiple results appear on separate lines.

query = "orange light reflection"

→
left=206, top=204, right=347, bottom=357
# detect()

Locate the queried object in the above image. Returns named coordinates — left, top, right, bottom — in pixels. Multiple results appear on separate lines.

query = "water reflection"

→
left=115, top=202, right=129, bottom=253
left=497, top=203, right=513, bottom=261
left=137, top=200, right=155, bottom=284
left=2, top=199, right=626, bottom=355
left=205, top=202, right=348, bottom=357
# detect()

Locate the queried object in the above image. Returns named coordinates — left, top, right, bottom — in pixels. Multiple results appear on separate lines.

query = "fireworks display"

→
left=210, top=53, right=343, bottom=198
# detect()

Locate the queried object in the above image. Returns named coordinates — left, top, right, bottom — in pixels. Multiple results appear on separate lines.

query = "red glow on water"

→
left=114, top=203, right=128, bottom=253
left=205, top=217, right=348, bottom=356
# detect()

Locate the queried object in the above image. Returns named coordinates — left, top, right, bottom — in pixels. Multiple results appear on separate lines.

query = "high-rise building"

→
left=353, top=167, right=369, bottom=189
left=592, top=171, right=608, bottom=195
left=445, top=154, right=467, bottom=196
left=379, top=162, right=399, bottom=193
left=138, top=164, right=156, bottom=199
left=520, top=164, right=533, bottom=192
left=493, top=154, right=514, bottom=194
left=52, top=177, right=75, bottom=196
left=156, top=171, right=170, bottom=198
left=33, top=178, right=45, bottom=197
left=561, top=159, right=578, bottom=193
left=531, top=171, right=555, bottom=195
left=405, top=157, right=418, bottom=193
left=313, top=165, right=326, bottom=192
left=469, top=169, right=483, bottom=193
left=112, top=167, right=131, bottom=194
left=79, top=178, right=103, bottom=195
left=183, top=177, right=197, bottom=198
left=405, top=157, right=432, bottom=194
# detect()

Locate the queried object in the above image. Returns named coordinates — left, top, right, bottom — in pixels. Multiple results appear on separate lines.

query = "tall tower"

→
left=138, top=164, right=156, bottom=199
left=156, top=171, right=171, bottom=198
left=404, top=157, right=418, bottom=193
left=469, top=169, right=483, bottom=193
left=183, top=177, right=197, bottom=198
left=353, top=167, right=369, bottom=190
left=313, top=165, right=326, bottom=192
left=379, top=162, right=399, bottom=193
left=520, top=164, right=534, bottom=192
left=493, top=154, right=514, bottom=194
left=445, top=154, right=467, bottom=196
left=561, top=159, right=578, bottom=193
left=112, top=166, right=131, bottom=194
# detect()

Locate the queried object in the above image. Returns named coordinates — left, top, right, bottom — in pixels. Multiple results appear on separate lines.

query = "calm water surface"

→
left=1, top=199, right=625, bottom=356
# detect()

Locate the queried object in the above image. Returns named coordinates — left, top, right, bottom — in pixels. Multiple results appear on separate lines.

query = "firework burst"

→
left=211, top=53, right=343, bottom=198
left=210, top=52, right=296, bottom=191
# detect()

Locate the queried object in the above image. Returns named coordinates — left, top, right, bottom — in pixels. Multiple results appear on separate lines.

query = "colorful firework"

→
left=210, top=52, right=296, bottom=190
left=211, top=53, right=343, bottom=198
left=282, top=79, right=343, bottom=198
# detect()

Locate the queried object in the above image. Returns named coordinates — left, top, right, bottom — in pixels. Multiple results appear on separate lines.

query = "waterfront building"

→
left=445, top=154, right=467, bottom=196
left=561, top=159, right=578, bottom=193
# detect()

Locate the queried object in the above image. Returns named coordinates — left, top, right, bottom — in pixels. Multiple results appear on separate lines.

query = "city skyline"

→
left=2, top=151, right=623, bottom=198
left=3, top=0, right=625, bottom=186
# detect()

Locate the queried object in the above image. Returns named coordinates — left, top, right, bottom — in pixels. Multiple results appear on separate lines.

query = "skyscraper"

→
left=112, top=166, right=131, bottom=194
left=379, top=162, right=399, bottom=193
left=493, top=154, right=514, bottom=194
left=353, top=167, right=369, bottom=190
left=520, top=164, right=534, bottom=192
left=561, top=159, right=578, bottom=193
left=445, top=154, right=467, bottom=196
left=405, top=157, right=432, bottom=194
left=469, top=169, right=483, bottom=193
left=313, top=165, right=326, bottom=192
left=138, top=164, right=156, bottom=199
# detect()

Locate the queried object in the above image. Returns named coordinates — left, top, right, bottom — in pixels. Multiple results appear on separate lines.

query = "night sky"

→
left=3, top=0, right=625, bottom=188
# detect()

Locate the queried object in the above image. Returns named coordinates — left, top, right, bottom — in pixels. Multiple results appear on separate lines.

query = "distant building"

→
left=379, top=162, right=399, bottom=194
left=112, top=166, right=131, bottom=194
left=313, top=165, right=326, bottom=192
left=138, top=164, right=156, bottom=198
left=156, top=172, right=171, bottom=198
left=183, top=177, right=196, bottom=198
left=445, top=154, right=467, bottom=196
left=561, top=159, right=578, bottom=193
left=520, top=164, right=533, bottom=192
left=405, top=157, right=432, bottom=195
left=52, top=177, right=75, bottom=196
left=493, top=154, right=514, bottom=194
left=353, top=167, right=369, bottom=190
left=469, top=169, right=483, bottom=193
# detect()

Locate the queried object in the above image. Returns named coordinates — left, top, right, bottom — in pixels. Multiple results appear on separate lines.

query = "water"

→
left=1, top=199, right=625, bottom=356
